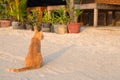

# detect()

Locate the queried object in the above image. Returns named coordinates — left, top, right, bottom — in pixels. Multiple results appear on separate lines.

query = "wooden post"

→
left=105, top=11, right=108, bottom=26
left=94, top=8, right=98, bottom=27
left=112, top=11, right=116, bottom=26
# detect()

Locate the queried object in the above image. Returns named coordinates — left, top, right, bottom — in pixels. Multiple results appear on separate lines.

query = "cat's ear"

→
left=40, top=31, right=44, bottom=40
left=35, top=31, right=44, bottom=40
left=34, top=27, right=38, bottom=33
left=39, top=31, right=42, bottom=34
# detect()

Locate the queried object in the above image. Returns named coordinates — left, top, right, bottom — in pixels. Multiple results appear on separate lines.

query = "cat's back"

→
left=27, top=37, right=40, bottom=56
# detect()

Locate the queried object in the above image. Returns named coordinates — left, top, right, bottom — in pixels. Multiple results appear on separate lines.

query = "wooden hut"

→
left=27, top=0, right=66, bottom=26
left=75, top=0, right=120, bottom=27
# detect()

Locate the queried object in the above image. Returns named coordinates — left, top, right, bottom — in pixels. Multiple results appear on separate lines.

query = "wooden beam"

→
left=96, top=0, right=120, bottom=5
left=47, top=5, right=65, bottom=16
left=47, top=5, right=65, bottom=11
left=75, top=3, right=97, bottom=9
left=75, top=3, right=120, bottom=10
left=97, top=4, right=120, bottom=10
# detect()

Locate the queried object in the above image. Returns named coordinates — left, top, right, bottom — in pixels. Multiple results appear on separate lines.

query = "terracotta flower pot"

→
left=0, top=20, right=10, bottom=28
left=68, top=22, right=80, bottom=33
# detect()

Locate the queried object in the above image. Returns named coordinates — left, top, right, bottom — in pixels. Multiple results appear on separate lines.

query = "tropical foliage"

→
left=67, top=0, right=82, bottom=22
left=0, top=0, right=10, bottom=19
left=50, top=7, right=70, bottom=25
left=42, top=10, right=51, bottom=23
left=27, top=9, right=40, bottom=27
left=54, top=7, right=69, bottom=24
left=7, top=0, right=27, bottom=22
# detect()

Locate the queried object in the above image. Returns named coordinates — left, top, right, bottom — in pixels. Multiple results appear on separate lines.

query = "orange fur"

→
left=6, top=30, right=43, bottom=72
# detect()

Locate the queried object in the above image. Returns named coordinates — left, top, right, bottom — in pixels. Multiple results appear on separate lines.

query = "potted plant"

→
left=8, top=0, right=27, bottom=29
left=51, top=7, right=69, bottom=34
left=26, top=9, right=41, bottom=31
left=25, top=14, right=33, bottom=30
left=42, top=10, right=52, bottom=32
left=67, top=0, right=82, bottom=33
left=0, top=0, right=10, bottom=28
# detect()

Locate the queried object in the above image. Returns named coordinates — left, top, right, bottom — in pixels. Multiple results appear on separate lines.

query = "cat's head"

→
left=34, top=30, right=44, bottom=40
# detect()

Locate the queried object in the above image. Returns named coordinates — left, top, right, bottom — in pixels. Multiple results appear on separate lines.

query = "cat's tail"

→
left=6, top=67, right=36, bottom=72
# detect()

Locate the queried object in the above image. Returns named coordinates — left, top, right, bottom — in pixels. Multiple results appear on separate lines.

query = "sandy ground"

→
left=0, top=26, right=120, bottom=80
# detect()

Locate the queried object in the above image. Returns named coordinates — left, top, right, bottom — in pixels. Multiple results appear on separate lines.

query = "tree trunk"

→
left=69, top=0, right=74, bottom=22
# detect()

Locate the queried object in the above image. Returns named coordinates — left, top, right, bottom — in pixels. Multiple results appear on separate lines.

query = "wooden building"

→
left=27, top=0, right=120, bottom=27
left=75, top=0, right=120, bottom=27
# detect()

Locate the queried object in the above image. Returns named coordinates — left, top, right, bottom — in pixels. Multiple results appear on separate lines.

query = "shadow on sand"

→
left=42, top=45, right=75, bottom=66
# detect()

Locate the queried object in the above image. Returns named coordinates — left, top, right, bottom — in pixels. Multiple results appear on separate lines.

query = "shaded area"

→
left=27, top=0, right=66, bottom=7
left=42, top=45, right=75, bottom=66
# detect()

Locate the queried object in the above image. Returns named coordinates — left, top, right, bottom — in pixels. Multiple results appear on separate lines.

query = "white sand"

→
left=0, top=26, right=120, bottom=80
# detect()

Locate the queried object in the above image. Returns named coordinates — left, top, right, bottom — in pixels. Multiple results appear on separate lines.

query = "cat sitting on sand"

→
left=6, top=29, right=43, bottom=72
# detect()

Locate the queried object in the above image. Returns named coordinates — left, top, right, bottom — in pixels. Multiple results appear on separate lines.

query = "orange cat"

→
left=6, top=30, right=43, bottom=72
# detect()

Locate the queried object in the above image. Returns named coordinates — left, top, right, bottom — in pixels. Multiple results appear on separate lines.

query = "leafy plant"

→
left=8, top=0, right=27, bottom=22
left=73, top=9, right=82, bottom=22
left=51, top=7, right=70, bottom=25
left=42, top=10, right=51, bottom=23
left=27, top=9, right=40, bottom=27
left=0, top=0, right=10, bottom=20
left=67, top=0, right=82, bottom=22
left=50, top=11, right=57, bottom=24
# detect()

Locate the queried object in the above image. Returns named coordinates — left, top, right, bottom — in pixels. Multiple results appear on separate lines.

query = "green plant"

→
left=27, top=9, right=40, bottom=28
left=73, top=9, right=82, bottom=22
left=0, top=0, right=10, bottom=20
left=42, top=10, right=51, bottom=23
left=50, top=11, right=57, bottom=24
left=8, top=0, right=27, bottom=22
left=51, top=7, right=70, bottom=25
left=67, top=0, right=82, bottom=23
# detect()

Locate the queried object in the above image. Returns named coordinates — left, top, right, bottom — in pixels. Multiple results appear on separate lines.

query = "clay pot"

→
left=0, top=20, right=10, bottom=28
left=12, top=21, right=25, bottom=29
left=68, top=22, right=80, bottom=33
left=53, top=24, right=67, bottom=34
